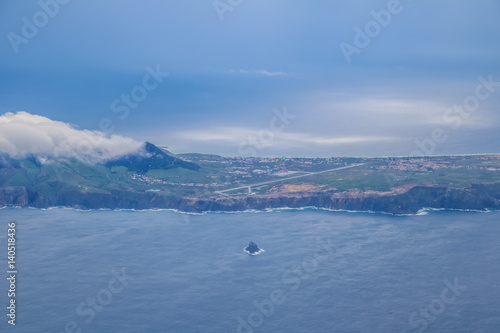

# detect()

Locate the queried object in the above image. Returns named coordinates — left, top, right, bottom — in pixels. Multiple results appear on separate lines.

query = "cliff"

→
left=175, top=184, right=500, bottom=214
left=1, top=183, right=499, bottom=215
left=0, top=186, right=29, bottom=207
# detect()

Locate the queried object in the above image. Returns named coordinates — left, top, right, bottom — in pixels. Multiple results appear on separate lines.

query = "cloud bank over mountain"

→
left=0, top=112, right=145, bottom=163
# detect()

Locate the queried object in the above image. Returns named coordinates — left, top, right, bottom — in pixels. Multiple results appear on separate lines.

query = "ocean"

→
left=0, top=207, right=499, bottom=332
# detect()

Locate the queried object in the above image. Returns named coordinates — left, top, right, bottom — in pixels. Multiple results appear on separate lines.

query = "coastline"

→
left=1, top=182, right=500, bottom=216
left=1, top=203, right=498, bottom=217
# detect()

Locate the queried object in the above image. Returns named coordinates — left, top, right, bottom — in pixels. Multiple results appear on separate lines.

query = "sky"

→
left=0, top=0, right=499, bottom=157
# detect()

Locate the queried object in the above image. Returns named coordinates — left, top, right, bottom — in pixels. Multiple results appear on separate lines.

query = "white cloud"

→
left=228, top=69, right=289, bottom=76
left=175, top=127, right=256, bottom=142
left=290, top=134, right=394, bottom=145
left=315, top=94, right=496, bottom=129
left=0, top=111, right=145, bottom=163
left=173, top=127, right=394, bottom=146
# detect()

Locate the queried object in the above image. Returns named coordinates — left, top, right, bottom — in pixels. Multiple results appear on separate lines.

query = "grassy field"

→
left=1, top=154, right=500, bottom=198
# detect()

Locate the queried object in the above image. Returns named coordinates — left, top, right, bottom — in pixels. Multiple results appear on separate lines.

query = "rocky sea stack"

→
left=245, top=241, right=261, bottom=255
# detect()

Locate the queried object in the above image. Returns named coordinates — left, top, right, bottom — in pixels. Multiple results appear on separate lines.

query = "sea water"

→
left=0, top=207, right=499, bottom=332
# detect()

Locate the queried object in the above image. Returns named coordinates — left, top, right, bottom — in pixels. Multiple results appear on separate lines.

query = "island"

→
left=1, top=142, right=500, bottom=215
left=244, top=242, right=261, bottom=255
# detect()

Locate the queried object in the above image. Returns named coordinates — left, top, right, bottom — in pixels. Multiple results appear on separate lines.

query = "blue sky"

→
left=1, top=0, right=499, bottom=157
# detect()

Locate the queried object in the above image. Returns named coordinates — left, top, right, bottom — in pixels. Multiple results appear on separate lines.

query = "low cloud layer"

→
left=228, top=69, right=289, bottom=76
left=0, top=112, right=145, bottom=163
left=164, top=126, right=396, bottom=157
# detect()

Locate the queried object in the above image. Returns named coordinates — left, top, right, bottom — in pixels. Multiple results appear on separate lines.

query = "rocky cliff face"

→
left=1, top=184, right=500, bottom=214
left=179, top=184, right=500, bottom=214
left=0, top=187, right=28, bottom=207
left=244, top=242, right=261, bottom=254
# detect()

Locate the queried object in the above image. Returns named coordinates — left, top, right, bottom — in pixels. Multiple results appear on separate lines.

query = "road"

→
left=216, top=163, right=365, bottom=195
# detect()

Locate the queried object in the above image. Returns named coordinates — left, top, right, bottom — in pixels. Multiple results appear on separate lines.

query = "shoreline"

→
left=2, top=182, right=500, bottom=216
left=1, top=203, right=497, bottom=217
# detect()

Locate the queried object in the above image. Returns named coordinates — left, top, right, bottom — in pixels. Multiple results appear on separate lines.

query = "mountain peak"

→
left=106, top=142, right=199, bottom=173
